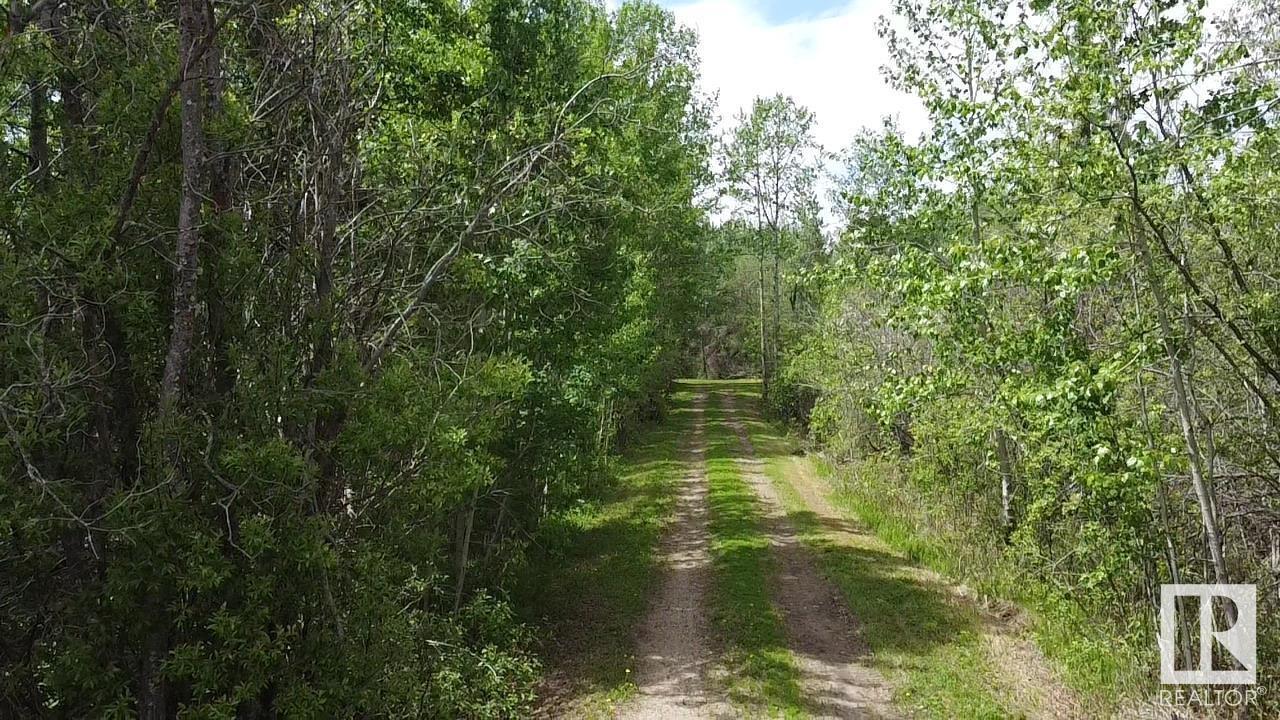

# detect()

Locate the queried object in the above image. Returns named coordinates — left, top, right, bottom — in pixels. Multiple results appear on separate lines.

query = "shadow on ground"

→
left=697, top=380, right=997, bottom=719
left=697, top=381, right=978, bottom=656
left=522, top=380, right=1004, bottom=719
left=517, top=394, right=705, bottom=715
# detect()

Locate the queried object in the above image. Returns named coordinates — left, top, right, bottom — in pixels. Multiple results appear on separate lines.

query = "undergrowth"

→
left=811, top=452, right=1152, bottom=714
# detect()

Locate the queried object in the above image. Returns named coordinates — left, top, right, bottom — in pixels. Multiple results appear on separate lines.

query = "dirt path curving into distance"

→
left=717, top=390, right=900, bottom=720
left=618, top=391, right=731, bottom=720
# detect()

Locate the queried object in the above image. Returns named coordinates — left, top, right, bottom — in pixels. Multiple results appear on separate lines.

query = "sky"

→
left=655, top=0, right=928, bottom=161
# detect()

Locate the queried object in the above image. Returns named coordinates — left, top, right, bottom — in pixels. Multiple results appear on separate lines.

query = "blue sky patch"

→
left=660, top=0, right=853, bottom=25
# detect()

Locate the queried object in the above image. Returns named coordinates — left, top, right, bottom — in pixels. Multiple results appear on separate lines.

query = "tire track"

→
left=619, top=391, right=731, bottom=720
left=718, top=389, right=899, bottom=720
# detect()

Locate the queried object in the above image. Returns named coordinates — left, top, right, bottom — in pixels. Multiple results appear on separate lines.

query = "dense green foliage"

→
left=700, top=99, right=824, bottom=388
left=513, top=383, right=706, bottom=716
left=773, top=0, right=1280, bottom=707
left=7, top=0, right=1280, bottom=714
left=0, top=0, right=711, bottom=715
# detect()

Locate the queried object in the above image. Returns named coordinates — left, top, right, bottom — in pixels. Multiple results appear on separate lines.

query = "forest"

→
left=1, top=0, right=1278, bottom=718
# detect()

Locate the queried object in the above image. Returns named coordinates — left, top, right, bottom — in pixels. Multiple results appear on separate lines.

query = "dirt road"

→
left=619, top=392, right=730, bottom=719
left=545, top=380, right=1081, bottom=719
left=718, top=389, right=898, bottom=720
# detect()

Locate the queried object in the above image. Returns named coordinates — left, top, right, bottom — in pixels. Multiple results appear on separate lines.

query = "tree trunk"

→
left=159, top=0, right=208, bottom=409
left=22, top=1, right=53, bottom=188
left=28, top=79, right=47, bottom=186
left=758, top=249, right=768, bottom=392
left=1131, top=199, right=1233, bottom=597
left=138, top=607, right=169, bottom=720
left=454, top=486, right=480, bottom=611
left=144, top=3, right=208, bottom=714
left=1133, top=278, right=1198, bottom=671
left=701, top=315, right=709, bottom=379
left=994, top=427, right=1015, bottom=541
left=772, top=231, right=782, bottom=380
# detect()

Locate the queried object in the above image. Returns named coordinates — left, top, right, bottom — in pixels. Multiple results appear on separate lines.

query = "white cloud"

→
left=668, top=0, right=928, bottom=154
left=661, top=0, right=927, bottom=227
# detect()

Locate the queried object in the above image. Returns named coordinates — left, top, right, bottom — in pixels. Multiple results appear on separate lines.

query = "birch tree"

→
left=724, top=94, right=820, bottom=394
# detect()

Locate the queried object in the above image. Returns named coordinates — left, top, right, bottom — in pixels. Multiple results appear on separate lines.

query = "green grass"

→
left=520, top=379, right=1134, bottom=718
left=811, top=455, right=1145, bottom=713
left=775, top=475, right=1007, bottom=718
left=724, top=381, right=1010, bottom=718
left=514, top=383, right=703, bottom=716
left=723, top=376, right=1144, bottom=715
left=701, top=381, right=807, bottom=718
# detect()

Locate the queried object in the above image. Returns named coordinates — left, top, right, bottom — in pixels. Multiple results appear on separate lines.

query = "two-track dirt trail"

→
left=611, top=383, right=896, bottom=720
left=540, top=379, right=1080, bottom=719
left=717, top=389, right=898, bottom=720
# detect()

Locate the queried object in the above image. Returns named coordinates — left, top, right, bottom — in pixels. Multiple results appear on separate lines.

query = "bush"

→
left=765, top=364, right=819, bottom=428
left=422, top=595, right=541, bottom=719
